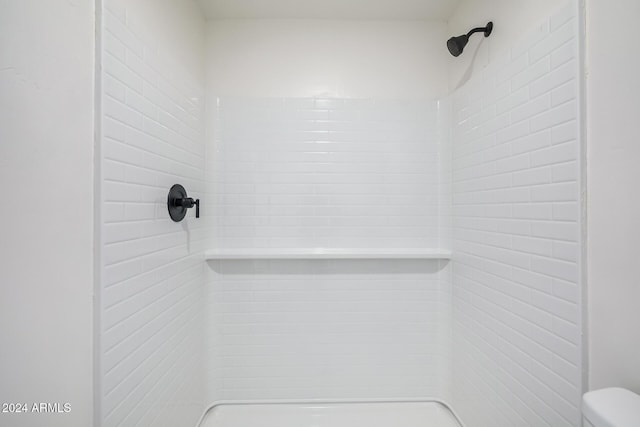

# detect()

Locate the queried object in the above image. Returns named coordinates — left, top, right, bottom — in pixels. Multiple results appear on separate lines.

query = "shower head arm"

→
left=466, top=22, right=493, bottom=38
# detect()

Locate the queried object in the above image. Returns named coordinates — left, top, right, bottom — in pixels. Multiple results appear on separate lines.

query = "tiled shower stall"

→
left=98, top=1, right=583, bottom=426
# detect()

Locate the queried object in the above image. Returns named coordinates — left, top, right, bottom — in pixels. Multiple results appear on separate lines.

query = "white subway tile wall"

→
left=204, top=98, right=452, bottom=403
left=451, top=3, right=582, bottom=427
left=207, top=98, right=446, bottom=250
left=100, top=3, right=205, bottom=427
left=97, top=0, right=582, bottom=422
left=206, top=260, right=452, bottom=403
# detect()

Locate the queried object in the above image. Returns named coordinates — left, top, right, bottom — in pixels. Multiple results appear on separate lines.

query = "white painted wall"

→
left=0, top=1, right=94, bottom=426
left=198, top=0, right=459, bottom=20
left=586, top=0, right=640, bottom=394
left=447, top=0, right=568, bottom=91
left=206, top=20, right=450, bottom=99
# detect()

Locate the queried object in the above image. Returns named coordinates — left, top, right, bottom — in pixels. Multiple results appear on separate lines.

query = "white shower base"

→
left=200, top=401, right=462, bottom=427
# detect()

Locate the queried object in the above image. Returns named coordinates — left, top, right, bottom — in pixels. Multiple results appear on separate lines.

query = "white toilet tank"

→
left=582, top=388, right=640, bottom=427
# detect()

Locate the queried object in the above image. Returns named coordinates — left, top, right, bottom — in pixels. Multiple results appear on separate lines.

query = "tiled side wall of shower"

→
left=99, top=2, right=205, bottom=426
left=451, top=3, right=582, bottom=427
left=204, top=98, right=452, bottom=403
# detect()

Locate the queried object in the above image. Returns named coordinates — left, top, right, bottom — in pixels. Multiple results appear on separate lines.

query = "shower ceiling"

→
left=197, top=0, right=461, bottom=20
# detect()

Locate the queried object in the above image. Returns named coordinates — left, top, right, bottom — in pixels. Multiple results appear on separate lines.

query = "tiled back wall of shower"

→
left=204, top=98, right=452, bottom=403
left=207, top=98, right=444, bottom=249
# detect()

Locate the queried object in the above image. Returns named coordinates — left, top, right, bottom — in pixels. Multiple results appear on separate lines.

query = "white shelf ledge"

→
left=205, top=248, right=452, bottom=260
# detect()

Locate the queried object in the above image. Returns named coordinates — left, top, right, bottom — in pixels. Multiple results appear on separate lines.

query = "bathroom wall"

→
left=207, top=258, right=451, bottom=402
left=447, top=0, right=569, bottom=91
left=208, top=98, right=444, bottom=250
left=450, top=2, right=583, bottom=426
left=203, top=19, right=453, bottom=405
left=205, top=20, right=450, bottom=98
left=586, top=0, right=640, bottom=394
left=99, top=1, right=207, bottom=426
left=204, top=97, right=452, bottom=402
left=0, top=1, right=95, bottom=427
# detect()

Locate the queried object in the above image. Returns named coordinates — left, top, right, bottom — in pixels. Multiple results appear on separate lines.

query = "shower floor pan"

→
left=200, top=401, right=462, bottom=427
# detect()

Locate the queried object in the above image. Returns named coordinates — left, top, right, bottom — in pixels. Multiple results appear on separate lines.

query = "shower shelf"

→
left=205, top=248, right=452, bottom=260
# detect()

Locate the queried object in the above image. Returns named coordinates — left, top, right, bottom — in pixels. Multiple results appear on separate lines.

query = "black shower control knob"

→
left=174, top=198, right=200, bottom=218
left=167, top=184, right=200, bottom=222
left=175, top=197, right=195, bottom=208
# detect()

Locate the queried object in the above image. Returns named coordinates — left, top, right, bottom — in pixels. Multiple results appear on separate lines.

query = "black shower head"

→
left=447, top=35, right=469, bottom=57
left=447, top=22, right=493, bottom=57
